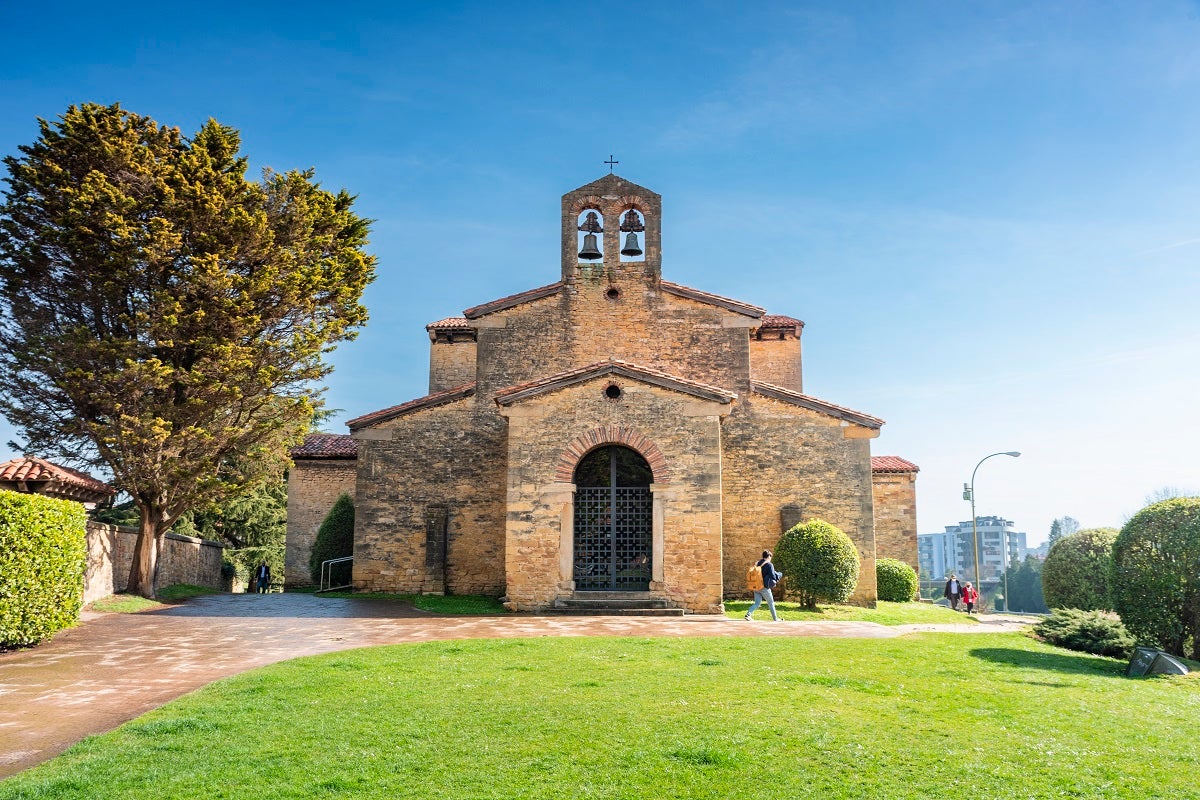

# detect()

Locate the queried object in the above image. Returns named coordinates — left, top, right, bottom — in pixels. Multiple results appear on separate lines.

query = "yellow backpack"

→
left=746, top=562, right=764, bottom=592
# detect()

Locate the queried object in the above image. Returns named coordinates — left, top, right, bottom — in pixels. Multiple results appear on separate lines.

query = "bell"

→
left=620, top=232, right=642, bottom=257
left=578, top=232, right=602, bottom=260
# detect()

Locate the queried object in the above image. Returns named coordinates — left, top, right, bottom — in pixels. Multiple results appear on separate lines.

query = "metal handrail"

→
left=317, top=556, right=353, bottom=592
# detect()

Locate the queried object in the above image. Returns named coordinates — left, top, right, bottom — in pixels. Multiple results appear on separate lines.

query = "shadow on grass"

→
left=970, top=647, right=1126, bottom=678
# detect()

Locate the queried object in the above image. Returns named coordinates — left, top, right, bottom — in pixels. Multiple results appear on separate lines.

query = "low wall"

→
left=84, top=522, right=224, bottom=603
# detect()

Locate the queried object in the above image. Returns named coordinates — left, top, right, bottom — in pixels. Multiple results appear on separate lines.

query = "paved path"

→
left=0, top=593, right=1033, bottom=779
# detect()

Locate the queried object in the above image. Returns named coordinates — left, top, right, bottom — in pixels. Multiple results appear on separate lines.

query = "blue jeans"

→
left=746, top=588, right=778, bottom=620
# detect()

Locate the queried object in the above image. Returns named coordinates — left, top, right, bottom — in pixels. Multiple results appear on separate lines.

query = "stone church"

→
left=286, top=174, right=918, bottom=612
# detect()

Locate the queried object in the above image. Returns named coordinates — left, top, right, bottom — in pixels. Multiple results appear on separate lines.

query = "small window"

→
left=604, top=384, right=622, bottom=400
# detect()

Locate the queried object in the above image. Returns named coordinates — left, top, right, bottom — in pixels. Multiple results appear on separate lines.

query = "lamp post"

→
left=962, top=451, right=1020, bottom=610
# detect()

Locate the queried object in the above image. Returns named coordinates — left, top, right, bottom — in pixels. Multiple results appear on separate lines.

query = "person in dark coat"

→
left=254, top=561, right=271, bottom=594
left=943, top=574, right=963, bottom=610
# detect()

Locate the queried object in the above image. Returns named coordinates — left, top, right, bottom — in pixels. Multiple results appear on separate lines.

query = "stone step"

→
left=547, top=594, right=685, bottom=616
left=543, top=606, right=686, bottom=617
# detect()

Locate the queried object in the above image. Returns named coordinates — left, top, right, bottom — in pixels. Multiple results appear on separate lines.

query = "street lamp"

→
left=962, top=451, right=1020, bottom=610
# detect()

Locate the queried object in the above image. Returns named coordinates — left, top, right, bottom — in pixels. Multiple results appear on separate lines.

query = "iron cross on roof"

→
left=604, top=155, right=618, bottom=173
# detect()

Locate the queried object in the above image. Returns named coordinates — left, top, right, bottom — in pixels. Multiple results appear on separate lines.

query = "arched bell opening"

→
left=572, top=445, right=653, bottom=591
left=577, top=208, right=604, bottom=262
left=618, top=207, right=645, bottom=263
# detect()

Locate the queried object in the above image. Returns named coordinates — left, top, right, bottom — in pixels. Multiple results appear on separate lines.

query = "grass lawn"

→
left=2, top=633, right=1196, bottom=799
left=724, top=599, right=980, bottom=625
left=88, top=585, right=222, bottom=614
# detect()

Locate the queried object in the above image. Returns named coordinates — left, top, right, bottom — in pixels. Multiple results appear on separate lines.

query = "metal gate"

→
left=573, top=485, right=652, bottom=591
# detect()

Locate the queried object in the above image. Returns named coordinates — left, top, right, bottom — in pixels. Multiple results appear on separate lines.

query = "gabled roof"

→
left=757, top=314, right=805, bottom=332
left=494, top=359, right=737, bottom=407
left=569, top=173, right=661, bottom=199
left=463, top=282, right=563, bottom=319
left=290, top=433, right=358, bottom=459
left=0, top=456, right=115, bottom=503
left=347, top=383, right=476, bottom=431
left=660, top=281, right=765, bottom=318
left=750, top=381, right=884, bottom=429
left=871, top=456, right=919, bottom=473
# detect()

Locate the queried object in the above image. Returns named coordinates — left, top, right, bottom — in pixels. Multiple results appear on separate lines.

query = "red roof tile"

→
left=750, top=382, right=885, bottom=429
left=347, top=383, right=477, bottom=431
left=0, top=456, right=115, bottom=497
left=494, top=359, right=737, bottom=407
left=758, top=314, right=805, bottom=330
left=871, top=456, right=920, bottom=473
left=425, top=317, right=473, bottom=331
left=290, top=433, right=358, bottom=459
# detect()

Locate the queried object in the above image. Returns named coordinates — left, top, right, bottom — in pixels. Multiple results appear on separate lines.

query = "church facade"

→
left=287, top=174, right=918, bottom=612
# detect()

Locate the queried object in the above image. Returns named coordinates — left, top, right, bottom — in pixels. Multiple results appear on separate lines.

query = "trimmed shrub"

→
left=774, top=519, right=859, bottom=610
left=875, top=558, right=918, bottom=602
left=309, top=493, right=355, bottom=585
left=1109, top=497, right=1200, bottom=660
left=0, top=490, right=89, bottom=648
left=1041, top=527, right=1118, bottom=611
left=1033, top=608, right=1137, bottom=659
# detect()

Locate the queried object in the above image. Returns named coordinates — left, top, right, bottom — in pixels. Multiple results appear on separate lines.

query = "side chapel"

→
left=286, top=174, right=919, bottom=612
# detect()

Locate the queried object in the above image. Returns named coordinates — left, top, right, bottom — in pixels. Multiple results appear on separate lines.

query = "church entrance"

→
left=573, top=445, right=653, bottom=591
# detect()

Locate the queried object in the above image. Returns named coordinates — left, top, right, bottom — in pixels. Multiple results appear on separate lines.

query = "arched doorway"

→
left=573, top=445, right=653, bottom=591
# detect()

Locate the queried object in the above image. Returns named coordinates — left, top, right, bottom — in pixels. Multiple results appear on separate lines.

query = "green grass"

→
left=308, top=591, right=506, bottom=614
left=3, top=633, right=1196, bottom=799
left=725, top=599, right=979, bottom=625
left=88, top=585, right=220, bottom=614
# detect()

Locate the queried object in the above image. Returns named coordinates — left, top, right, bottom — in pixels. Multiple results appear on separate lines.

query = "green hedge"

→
left=774, top=519, right=859, bottom=610
left=0, top=490, right=89, bottom=647
left=876, top=558, right=919, bottom=602
left=310, top=493, right=355, bottom=585
left=1041, top=527, right=1118, bottom=611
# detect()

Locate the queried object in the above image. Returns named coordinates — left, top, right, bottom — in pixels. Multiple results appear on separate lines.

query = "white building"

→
left=918, top=516, right=1027, bottom=586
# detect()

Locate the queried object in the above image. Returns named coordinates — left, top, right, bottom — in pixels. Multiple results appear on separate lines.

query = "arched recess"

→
left=572, top=445, right=653, bottom=591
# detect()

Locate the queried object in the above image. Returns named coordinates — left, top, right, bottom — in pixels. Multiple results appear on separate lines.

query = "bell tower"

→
left=561, top=174, right=662, bottom=284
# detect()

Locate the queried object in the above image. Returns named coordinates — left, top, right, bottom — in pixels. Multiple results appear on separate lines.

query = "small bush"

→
left=773, top=519, right=859, bottom=610
left=1041, top=527, right=1118, bottom=611
left=309, top=493, right=355, bottom=585
left=0, top=490, right=89, bottom=648
left=1109, top=497, right=1200, bottom=660
left=875, top=558, right=918, bottom=602
left=1033, top=608, right=1137, bottom=659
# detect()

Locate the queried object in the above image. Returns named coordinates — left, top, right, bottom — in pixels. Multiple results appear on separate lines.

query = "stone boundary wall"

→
left=84, top=522, right=224, bottom=603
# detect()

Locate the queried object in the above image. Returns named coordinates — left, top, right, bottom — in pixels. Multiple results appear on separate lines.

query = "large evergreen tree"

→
left=0, top=103, right=375, bottom=596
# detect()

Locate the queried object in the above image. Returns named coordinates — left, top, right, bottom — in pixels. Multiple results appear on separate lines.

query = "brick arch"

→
left=569, top=196, right=606, bottom=216
left=555, top=426, right=671, bottom=485
left=618, top=194, right=650, bottom=215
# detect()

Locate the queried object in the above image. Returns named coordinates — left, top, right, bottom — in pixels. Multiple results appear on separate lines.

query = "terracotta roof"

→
left=290, top=433, right=358, bottom=459
left=463, top=282, right=563, bottom=319
left=494, top=359, right=737, bottom=407
left=750, top=382, right=885, bottom=429
left=871, top=456, right=920, bottom=473
left=758, top=314, right=805, bottom=330
left=659, top=281, right=765, bottom=317
left=0, top=456, right=115, bottom=501
left=425, top=317, right=473, bottom=331
left=347, top=383, right=476, bottom=431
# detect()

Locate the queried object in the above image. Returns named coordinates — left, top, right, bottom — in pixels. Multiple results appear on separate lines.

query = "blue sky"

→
left=3, top=1, right=1198, bottom=543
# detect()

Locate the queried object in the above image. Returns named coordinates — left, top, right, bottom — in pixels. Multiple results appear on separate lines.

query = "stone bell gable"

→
left=308, top=173, right=919, bottom=612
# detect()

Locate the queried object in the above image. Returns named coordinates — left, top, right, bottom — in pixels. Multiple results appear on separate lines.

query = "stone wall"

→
left=872, top=470, right=919, bottom=572
left=285, top=459, right=358, bottom=586
left=352, top=399, right=507, bottom=596
left=84, top=522, right=223, bottom=603
left=721, top=395, right=878, bottom=606
left=498, top=378, right=729, bottom=613
left=429, top=338, right=477, bottom=393
left=749, top=333, right=802, bottom=392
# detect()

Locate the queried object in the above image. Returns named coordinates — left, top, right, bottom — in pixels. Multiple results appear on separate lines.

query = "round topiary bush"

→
left=1041, top=527, right=1118, bottom=611
left=875, top=558, right=918, bottom=602
left=309, top=493, right=355, bottom=585
left=773, top=519, right=860, bottom=610
left=1109, top=497, right=1200, bottom=660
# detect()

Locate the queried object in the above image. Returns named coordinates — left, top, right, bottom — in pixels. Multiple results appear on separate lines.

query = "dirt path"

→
left=0, top=593, right=1033, bottom=779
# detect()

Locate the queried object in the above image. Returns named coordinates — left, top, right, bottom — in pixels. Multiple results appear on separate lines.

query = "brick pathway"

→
left=0, top=593, right=1032, bottom=778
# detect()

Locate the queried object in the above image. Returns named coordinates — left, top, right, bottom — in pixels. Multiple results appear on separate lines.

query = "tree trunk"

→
left=126, top=507, right=165, bottom=598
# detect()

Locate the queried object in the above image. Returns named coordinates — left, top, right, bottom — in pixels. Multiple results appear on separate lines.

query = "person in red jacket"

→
left=962, top=581, right=978, bottom=614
